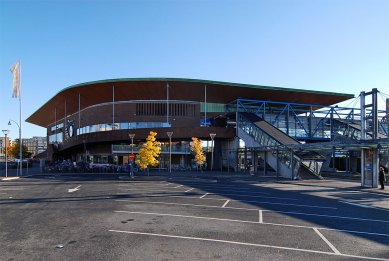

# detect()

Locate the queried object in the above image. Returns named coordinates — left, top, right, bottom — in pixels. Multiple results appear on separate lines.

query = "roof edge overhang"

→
left=59, top=77, right=354, bottom=98
left=26, top=77, right=355, bottom=127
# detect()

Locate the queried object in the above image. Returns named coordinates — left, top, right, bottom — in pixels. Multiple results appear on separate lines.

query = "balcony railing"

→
left=112, top=144, right=191, bottom=154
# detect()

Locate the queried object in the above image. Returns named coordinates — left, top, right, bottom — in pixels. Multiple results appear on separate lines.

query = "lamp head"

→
left=8, top=121, right=11, bottom=126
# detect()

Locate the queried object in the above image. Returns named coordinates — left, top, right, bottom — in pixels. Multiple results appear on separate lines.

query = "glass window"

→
left=75, top=121, right=172, bottom=136
left=120, top=123, right=128, bottom=130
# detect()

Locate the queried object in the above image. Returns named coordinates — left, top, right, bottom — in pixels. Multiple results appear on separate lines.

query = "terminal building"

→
left=26, top=78, right=389, bottom=182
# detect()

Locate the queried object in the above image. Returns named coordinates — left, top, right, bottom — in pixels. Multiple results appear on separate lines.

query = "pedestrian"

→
left=128, top=162, right=133, bottom=179
left=379, top=166, right=386, bottom=190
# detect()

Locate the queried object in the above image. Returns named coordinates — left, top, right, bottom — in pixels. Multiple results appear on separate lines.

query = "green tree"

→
left=135, top=131, right=161, bottom=173
left=8, top=140, right=32, bottom=159
left=191, top=137, right=206, bottom=170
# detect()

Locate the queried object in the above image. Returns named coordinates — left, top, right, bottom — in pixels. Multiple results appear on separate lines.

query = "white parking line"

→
left=118, top=188, right=292, bottom=200
left=217, top=198, right=336, bottom=210
left=118, top=188, right=185, bottom=192
left=259, top=210, right=263, bottom=223
left=313, top=228, right=340, bottom=254
left=203, top=188, right=270, bottom=195
left=115, top=199, right=389, bottom=224
left=114, top=210, right=389, bottom=237
left=163, top=183, right=258, bottom=190
left=109, top=230, right=389, bottom=261
left=212, top=192, right=298, bottom=201
left=168, top=183, right=271, bottom=194
left=115, top=193, right=336, bottom=209
left=118, top=186, right=273, bottom=197
left=266, top=210, right=389, bottom=223
left=115, top=210, right=260, bottom=224
left=116, top=199, right=242, bottom=209
left=200, top=193, right=208, bottom=198
left=185, top=188, right=194, bottom=193
left=340, top=201, right=376, bottom=209
left=222, top=200, right=230, bottom=208
left=117, top=184, right=181, bottom=188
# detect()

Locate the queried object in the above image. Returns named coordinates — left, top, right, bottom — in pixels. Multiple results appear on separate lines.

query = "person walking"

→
left=128, top=161, right=134, bottom=179
left=379, top=166, right=386, bottom=190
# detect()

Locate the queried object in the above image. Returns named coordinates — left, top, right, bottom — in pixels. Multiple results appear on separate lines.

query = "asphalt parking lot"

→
left=0, top=174, right=388, bottom=260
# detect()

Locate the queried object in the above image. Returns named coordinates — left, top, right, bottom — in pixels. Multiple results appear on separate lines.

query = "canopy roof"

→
left=27, top=78, right=354, bottom=127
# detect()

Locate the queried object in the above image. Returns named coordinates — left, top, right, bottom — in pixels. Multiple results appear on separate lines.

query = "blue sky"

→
left=1, top=0, right=388, bottom=140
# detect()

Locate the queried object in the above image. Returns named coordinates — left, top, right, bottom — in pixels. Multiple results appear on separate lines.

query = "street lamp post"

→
left=209, top=133, right=216, bottom=171
left=83, top=140, right=87, bottom=162
left=129, top=134, right=135, bottom=178
left=166, top=132, right=173, bottom=173
left=8, top=120, right=22, bottom=176
left=2, top=130, right=10, bottom=177
left=129, top=134, right=135, bottom=155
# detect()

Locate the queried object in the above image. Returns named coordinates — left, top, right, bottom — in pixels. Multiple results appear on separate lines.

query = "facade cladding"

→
left=26, top=78, right=353, bottom=169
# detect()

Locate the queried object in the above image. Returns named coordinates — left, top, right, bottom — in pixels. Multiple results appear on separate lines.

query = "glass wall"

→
left=49, top=132, right=63, bottom=143
left=77, top=121, right=171, bottom=136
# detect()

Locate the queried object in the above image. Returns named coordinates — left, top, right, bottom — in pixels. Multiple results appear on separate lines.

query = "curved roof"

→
left=27, top=78, right=354, bottom=127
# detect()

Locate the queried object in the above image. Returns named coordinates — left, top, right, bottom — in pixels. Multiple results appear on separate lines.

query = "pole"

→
left=129, top=134, right=135, bottom=178
left=5, top=133, right=8, bottom=178
left=210, top=133, right=216, bottom=171
left=19, top=60, right=22, bottom=176
left=55, top=107, right=57, bottom=143
left=8, top=120, right=21, bottom=176
left=167, top=132, right=173, bottom=173
left=360, top=91, right=366, bottom=186
left=112, top=85, right=115, bottom=128
left=2, top=130, right=9, bottom=177
left=18, top=125, right=21, bottom=176
left=167, top=83, right=169, bottom=124
left=64, top=100, right=67, bottom=138
left=78, top=93, right=81, bottom=134
left=204, top=85, right=207, bottom=126
left=227, top=139, right=230, bottom=173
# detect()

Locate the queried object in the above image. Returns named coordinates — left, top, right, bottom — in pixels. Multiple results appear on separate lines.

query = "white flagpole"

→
left=204, top=84, right=207, bottom=126
left=64, top=100, right=67, bottom=138
left=167, top=83, right=169, bottom=124
left=78, top=93, right=81, bottom=133
left=19, top=60, right=22, bottom=176
left=112, top=85, right=115, bottom=127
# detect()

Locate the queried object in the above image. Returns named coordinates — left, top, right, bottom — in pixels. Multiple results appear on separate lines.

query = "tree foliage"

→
left=135, top=131, right=161, bottom=170
left=191, top=137, right=206, bottom=167
left=8, top=141, right=32, bottom=159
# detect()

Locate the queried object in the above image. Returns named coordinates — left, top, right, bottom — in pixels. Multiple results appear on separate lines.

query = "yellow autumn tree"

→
left=191, top=137, right=206, bottom=169
left=135, top=131, right=161, bottom=171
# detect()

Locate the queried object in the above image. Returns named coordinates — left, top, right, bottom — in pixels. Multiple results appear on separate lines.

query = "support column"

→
left=276, top=148, right=279, bottom=178
left=253, top=150, right=258, bottom=175
left=372, top=149, right=379, bottom=188
left=244, top=147, right=248, bottom=174
left=290, top=150, right=294, bottom=180
left=361, top=91, right=366, bottom=186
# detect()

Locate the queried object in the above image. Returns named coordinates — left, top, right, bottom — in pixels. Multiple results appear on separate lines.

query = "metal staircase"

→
left=237, top=112, right=324, bottom=179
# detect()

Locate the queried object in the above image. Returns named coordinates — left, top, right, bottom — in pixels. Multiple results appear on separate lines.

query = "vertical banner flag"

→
left=10, top=61, right=20, bottom=98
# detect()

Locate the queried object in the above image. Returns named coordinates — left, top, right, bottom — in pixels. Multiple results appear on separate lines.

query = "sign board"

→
left=129, top=154, right=135, bottom=161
